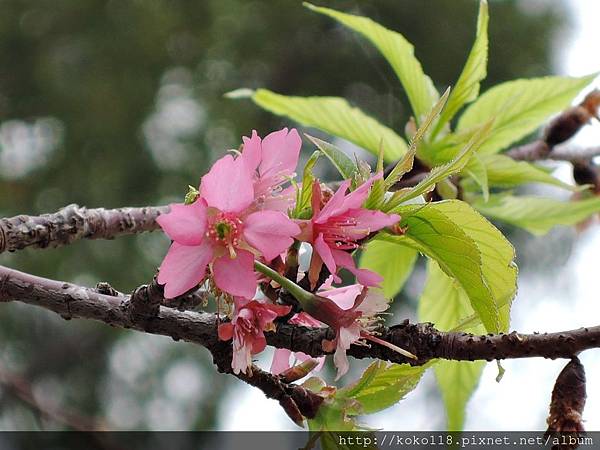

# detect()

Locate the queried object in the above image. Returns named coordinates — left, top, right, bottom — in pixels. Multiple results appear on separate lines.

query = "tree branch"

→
left=0, top=265, right=322, bottom=424
left=505, top=89, right=600, bottom=163
left=1, top=265, right=599, bottom=368
left=0, top=204, right=168, bottom=254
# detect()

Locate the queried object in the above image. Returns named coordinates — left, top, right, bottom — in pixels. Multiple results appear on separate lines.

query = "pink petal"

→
left=356, top=291, right=390, bottom=315
left=320, top=284, right=363, bottom=311
left=315, top=180, right=351, bottom=224
left=260, top=302, right=292, bottom=321
left=291, top=352, right=325, bottom=373
left=271, top=348, right=293, bottom=375
left=251, top=335, right=267, bottom=354
left=350, top=209, right=401, bottom=232
left=333, top=323, right=361, bottom=380
left=158, top=241, right=213, bottom=298
left=212, top=249, right=257, bottom=298
left=312, top=355, right=327, bottom=372
left=241, top=130, right=262, bottom=174
left=311, top=181, right=323, bottom=216
left=255, top=184, right=296, bottom=212
left=353, top=268, right=384, bottom=287
left=200, top=154, right=253, bottom=213
left=314, top=233, right=337, bottom=278
left=218, top=323, right=234, bottom=341
left=259, top=128, right=301, bottom=179
left=231, top=341, right=252, bottom=375
left=332, top=249, right=383, bottom=287
left=233, top=297, right=251, bottom=311
left=340, top=172, right=382, bottom=211
left=290, top=312, right=325, bottom=328
left=156, top=199, right=208, bottom=246
left=243, top=211, right=301, bottom=261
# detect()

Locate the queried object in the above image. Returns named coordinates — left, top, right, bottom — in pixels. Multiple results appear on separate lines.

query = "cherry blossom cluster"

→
left=156, top=128, right=404, bottom=379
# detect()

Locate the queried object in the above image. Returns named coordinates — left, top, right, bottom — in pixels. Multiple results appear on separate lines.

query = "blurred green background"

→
left=0, top=0, right=565, bottom=430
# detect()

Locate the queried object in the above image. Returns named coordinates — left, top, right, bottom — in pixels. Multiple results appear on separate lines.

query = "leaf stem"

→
left=254, top=260, right=314, bottom=307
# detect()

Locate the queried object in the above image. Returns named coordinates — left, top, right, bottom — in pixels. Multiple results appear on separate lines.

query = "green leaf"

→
left=305, top=2, right=438, bottom=122
left=223, top=87, right=255, bottom=99
left=436, top=360, right=485, bottom=431
left=184, top=185, right=200, bottom=205
left=305, top=134, right=357, bottom=180
left=365, top=143, right=386, bottom=209
left=474, top=194, right=600, bottom=235
left=469, top=154, right=577, bottom=191
left=359, top=240, right=418, bottom=298
left=381, top=200, right=517, bottom=332
left=431, top=200, right=517, bottom=332
left=384, top=87, right=451, bottom=191
left=384, top=120, right=493, bottom=210
left=464, top=154, right=489, bottom=202
left=339, top=361, right=429, bottom=414
left=419, top=260, right=480, bottom=331
left=293, top=150, right=320, bottom=218
left=457, top=74, right=597, bottom=155
left=251, top=89, right=407, bottom=161
left=308, top=397, right=362, bottom=433
left=433, top=0, right=489, bottom=135
left=419, top=261, right=486, bottom=431
left=378, top=207, right=496, bottom=332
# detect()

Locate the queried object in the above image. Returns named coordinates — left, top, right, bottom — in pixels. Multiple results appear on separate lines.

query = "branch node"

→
left=126, top=276, right=162, bottom=320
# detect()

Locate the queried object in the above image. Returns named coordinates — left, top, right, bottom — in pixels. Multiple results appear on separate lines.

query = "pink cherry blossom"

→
left=298, top=173, right=400, bottom=287
left=218, top=298, right=291, bottom=374
left=270, top=312, right=326, bottom=376
left=269, top=282, right=401, bottom=380
left=157, top=145, right=300, bottom=299
left=311, top=285, right=392, bottom=380
left=240, top=128, right=302, bottom=212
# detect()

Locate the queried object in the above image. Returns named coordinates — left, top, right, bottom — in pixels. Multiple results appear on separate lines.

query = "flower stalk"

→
left=254, top=260, right=315, bottom=307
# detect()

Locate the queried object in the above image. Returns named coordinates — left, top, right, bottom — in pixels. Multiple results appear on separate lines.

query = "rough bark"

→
left=2, top=265, right=599, bottom=367
left=0, top=204, right=168, bottom=254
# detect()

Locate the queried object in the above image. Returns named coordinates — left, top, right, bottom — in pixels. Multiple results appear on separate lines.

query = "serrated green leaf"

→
left=419, top=260, right=478, bottom=331
left=359, top=240, right=418, bottom=298
left=384, top=120, right=492, bottom=210
left=468, top=154, right=577, bottom=191
left=433, top=0, right=488, bottom=136
left=474, top=194, right=600, bottom=235
left=419, top=260, right=486, bottom=431
left=384, top=87, right=451, bottom=191
left=378, top=207, right=497, bottom=332
left=464, top=154, right=489, bottom=202
left=339, top=361, right=429, bottom=414
left=305, top=2, right=438, bottom=122
left=251, top=89, right=407, bottom=161
left=381, top=200, right=517, bottom=332
left=365, top=142, right=386, bottom=209
left=457, top=74, right=597, bottom=155
left=383, top=147, right=416, bottom=191
left=431, top=200, right=516, bottom=331
left=305, top=134, right=357, bottom=180
left=293, top=150, right=320, bottom=218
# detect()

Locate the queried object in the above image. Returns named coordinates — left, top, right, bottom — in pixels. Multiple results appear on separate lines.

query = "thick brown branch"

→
left=0, top=265, right=322, bottom=424
left=0, top=204, right=168, bottom=254
left=1, top=265, right=600, bottom=368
